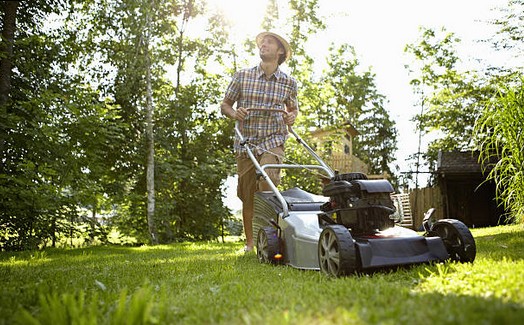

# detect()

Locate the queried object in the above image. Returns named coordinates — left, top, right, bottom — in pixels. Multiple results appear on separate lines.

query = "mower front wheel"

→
left=430, top=219, right=476, bottom=263
left=318, top=225, right=357, bottom=276
left=256, top=227, right=281, bottom=264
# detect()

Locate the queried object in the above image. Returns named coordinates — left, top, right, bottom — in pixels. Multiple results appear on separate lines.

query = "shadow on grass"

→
left=203, top=257, right=524, bottom=324
left=290, top=288, right=524, bottom=325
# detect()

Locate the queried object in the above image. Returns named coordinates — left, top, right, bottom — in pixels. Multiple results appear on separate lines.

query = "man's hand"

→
left=234, top=107, right=248, bottom=121
left=284, top=110, right=297, bottom=125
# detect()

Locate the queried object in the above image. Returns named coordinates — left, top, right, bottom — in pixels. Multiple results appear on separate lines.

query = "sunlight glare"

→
left=207, top=0, right=270, bottom=41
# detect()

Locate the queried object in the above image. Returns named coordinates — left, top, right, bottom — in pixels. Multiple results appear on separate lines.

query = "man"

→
left=221, top=31, right=299, bottom=252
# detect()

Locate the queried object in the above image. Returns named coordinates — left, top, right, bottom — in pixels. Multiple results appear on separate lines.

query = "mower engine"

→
left=321, top=173, right=396, bottom=234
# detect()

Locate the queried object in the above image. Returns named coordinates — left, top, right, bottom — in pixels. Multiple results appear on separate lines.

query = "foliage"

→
left=0, top=0, right=123, bottom=250
left=0, top=225, right=522, bottom=324
left=405, top=1, right=523, bottom=222
left=1, top=0, right=404, bottom=250
left=475, top=77, right=524, bottom=224
left=4, top=0, right=520, bottom=250
left=323, top=44, right=398, bottom=178
left=405, top=1, right=524, bottom=182
left=287, top=0, right=326, bottom=74
left=72, top=0, right=236, bottom=243
left=1, top=0, right=238, bottom=249
left=489, top=0, right=524, bottom=60
left=283, top=44, right=399, bottom=193
left=404, top=27, right=492, bottom=173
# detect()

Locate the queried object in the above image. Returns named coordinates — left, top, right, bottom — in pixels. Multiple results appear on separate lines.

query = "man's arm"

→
left=283, top=78, right=299, bottom=126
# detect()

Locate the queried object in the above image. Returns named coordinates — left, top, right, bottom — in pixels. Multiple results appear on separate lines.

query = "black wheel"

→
left=318, top=225, right=357, bottom=276
left=333, top=172, right=368, bottom=181
left=430, top=219, right=476, bottom=263
left=256, top=227, right=281, bottom=264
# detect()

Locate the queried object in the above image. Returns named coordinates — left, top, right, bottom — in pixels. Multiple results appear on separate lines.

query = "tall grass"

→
left=1, top=225, right=523, bottom=324
left=475, top=76, right=524, bottom=224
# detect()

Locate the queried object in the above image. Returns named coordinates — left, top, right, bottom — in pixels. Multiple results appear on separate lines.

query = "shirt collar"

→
left=256, top=64, right=282, bottom=80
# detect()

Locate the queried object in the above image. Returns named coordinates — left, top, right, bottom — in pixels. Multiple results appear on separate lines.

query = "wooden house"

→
left=310, top=123, right=413, bottom=228
left=310, top=122, right=369, bottom=175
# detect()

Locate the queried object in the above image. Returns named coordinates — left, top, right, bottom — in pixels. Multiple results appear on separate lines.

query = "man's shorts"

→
left=236, top=145, right=284, bottom=206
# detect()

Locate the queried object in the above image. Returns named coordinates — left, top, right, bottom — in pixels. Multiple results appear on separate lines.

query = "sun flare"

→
left=207, top=0, right=270, bottom=40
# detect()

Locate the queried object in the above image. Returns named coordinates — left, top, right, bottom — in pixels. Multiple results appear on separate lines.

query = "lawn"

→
left=1, top=224, right=523, bottom=324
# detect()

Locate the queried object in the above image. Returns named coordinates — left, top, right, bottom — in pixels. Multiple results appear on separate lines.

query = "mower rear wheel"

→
left=318, top=225, right=357, bottom=276
left=256, top=227, right=281, bottom=264
left=430, top=219, right=476, bottom=262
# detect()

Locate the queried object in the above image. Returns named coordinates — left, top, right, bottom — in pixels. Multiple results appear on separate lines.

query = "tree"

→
left=404, top=27, right=498, bottom=176
left=404, top=0, right=523, bottom=224
left=151, top=1, right=234, bottom=241
left=405, top=0, right=523, bottom=181
left=143, top=0, right=158, bottom=244
left=282, top=44, right=398, bottom=192
left=489, top=0, right=524, bottom=61
left=1, top=0, right=238, bottom=249
left=2, top=0, right=406, bottom=249
left=0, top=0, right=129, bottom=250
left=323, top=44, right=398, bottom=179
left=0, top=1, right=18, bottom=108
left=71, top=0, right=235, bottom=243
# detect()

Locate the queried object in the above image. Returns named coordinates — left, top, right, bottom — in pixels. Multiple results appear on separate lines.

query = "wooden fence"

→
left=408, top=187, right=444, bottom=230
left=391, top=187, right=443, bottom=230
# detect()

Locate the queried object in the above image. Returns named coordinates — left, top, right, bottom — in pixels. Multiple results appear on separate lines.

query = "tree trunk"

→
left=0, top=1, right=19, bottom=160
left=145, top=0, right=158, bottom=245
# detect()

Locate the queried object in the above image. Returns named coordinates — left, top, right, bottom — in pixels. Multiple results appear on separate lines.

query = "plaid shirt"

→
left=224, top=65, right=298, bottom=154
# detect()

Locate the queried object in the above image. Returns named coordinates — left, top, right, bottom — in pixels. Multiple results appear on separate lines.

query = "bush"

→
left=475, top=75, right=524, bottom=224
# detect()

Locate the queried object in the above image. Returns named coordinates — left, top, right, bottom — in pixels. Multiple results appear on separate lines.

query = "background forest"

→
left=1, top=0, right=522, bottom=250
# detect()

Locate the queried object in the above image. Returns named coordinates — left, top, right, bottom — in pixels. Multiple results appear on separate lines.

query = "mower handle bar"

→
left=233, top=108, right=335, bottom=218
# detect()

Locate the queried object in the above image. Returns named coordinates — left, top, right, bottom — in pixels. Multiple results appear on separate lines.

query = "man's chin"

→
left=259, top=54, right=274, bottom=63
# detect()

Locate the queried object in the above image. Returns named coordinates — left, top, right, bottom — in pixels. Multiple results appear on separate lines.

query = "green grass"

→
left=1, top=224, right=523, bottom=325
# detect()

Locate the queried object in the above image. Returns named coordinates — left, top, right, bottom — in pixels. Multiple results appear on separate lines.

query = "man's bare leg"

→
left=242, top=201, right=254, bottom=251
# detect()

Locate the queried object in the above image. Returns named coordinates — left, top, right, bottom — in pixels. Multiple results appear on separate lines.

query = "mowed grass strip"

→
left=1, top=224, right=523, bottom=324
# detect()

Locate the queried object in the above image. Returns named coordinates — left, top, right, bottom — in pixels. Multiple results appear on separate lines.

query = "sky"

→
left=210, top=0, right=511, bottom=210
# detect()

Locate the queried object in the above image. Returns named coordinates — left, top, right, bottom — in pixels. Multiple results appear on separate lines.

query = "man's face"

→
left=259, top=35, right=284, bottom=63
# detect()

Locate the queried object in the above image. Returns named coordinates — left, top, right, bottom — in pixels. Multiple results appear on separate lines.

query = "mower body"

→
left=252, top=182, right=450, bottom=272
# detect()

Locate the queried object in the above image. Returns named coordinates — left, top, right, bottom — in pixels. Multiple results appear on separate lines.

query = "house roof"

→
left=310, top=121, right=360, bottom=138
left=437, top=150, right=496, bottom=175
left=342, top=121, right=360, bottom=137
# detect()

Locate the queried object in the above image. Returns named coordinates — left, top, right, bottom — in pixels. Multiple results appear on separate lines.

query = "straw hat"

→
left=256, top=31, right=292, bottom=63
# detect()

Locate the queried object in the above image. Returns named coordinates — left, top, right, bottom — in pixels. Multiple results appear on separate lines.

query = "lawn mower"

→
left=235, top=109, right=476, bottom=277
